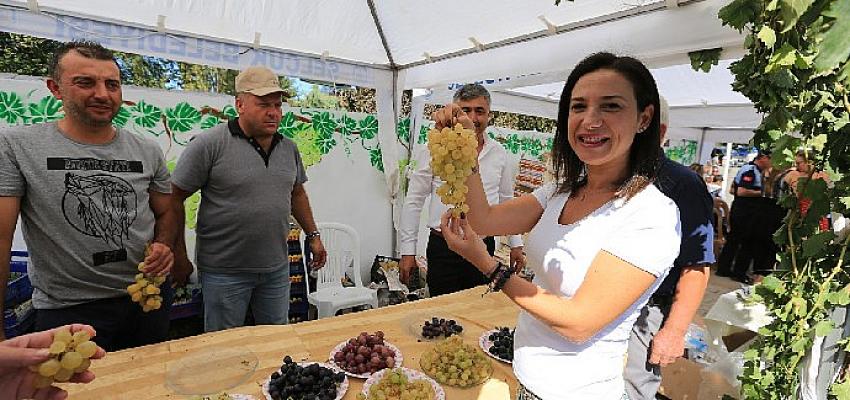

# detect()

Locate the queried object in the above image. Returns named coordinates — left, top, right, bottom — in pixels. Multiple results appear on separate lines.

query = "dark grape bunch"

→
left=487, top=327, right=514, bottom=362
left=421, top=317, right=463, bottom=339
left=332, top=331, right=396, bottom=375
left=267, top=356, right=345, bottom=400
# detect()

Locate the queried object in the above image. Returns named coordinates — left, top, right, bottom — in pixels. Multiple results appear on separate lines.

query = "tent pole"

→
left=722, top=142, right=733, bottom=203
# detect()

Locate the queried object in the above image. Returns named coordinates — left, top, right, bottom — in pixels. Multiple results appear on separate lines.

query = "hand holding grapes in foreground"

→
left=431, top=104, right=474, bottom=132
left=143, top=241, right=174, bottom=276
left=0, top=324, right=105, bottom=400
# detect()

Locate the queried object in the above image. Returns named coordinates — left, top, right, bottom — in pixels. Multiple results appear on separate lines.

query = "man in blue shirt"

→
left=715, top=151, right=771, bottom=283
left=625, top=98, right=715, bottom=399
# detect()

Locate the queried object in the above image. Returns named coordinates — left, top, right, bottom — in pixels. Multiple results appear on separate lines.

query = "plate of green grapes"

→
left=358, top=367, right=444, bottom=400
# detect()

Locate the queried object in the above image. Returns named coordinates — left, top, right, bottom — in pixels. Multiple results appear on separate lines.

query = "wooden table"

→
left=65, top=287, right=521, bottom=399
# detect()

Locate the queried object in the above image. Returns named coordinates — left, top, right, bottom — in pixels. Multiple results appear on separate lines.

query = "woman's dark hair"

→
left=551, top=52, right=661, bottom=199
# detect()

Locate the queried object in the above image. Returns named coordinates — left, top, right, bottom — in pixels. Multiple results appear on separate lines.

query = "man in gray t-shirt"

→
left=171, top=66, right=326, bottom=332
left=0, top=41, right=176, bottom=350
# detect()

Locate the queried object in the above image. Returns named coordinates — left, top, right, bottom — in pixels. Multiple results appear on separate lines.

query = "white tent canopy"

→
left=0, top=0, right=759, bottom=220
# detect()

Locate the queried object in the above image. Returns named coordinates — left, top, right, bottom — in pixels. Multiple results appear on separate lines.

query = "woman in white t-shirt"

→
left=434, top=53, right=681, bottom=399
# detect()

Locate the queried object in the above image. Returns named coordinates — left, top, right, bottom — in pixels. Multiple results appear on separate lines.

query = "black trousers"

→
left=425, top=231, right=496, bottom=297
left=717, top=201, right=757, bottom=279
left=35, top=284, right=173, bottom=351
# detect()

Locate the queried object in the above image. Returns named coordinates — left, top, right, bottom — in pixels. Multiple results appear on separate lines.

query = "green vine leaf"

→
left=0, top=91, right=26, bottom=124
left=779, top=0, right=814, bottom=32
left=418, top=125, right=429, bottom=144
left=358, top=115, right=378, bottom=140
left=369, top=147, right=384, bottom=172
left=165, top=102, right=202, bottom=133
left=26, top=96, right=63, bottom=124
left=312, top=112, right=337, bottom=138
left=279, top=112, right=299, bottom=138
left=200, top=115, right=221, bottom=130
left=221, top=105, right=238, bottom=119
left=801, top=231, right=836, bottom=258
left=130, top=100, right=162, bottom=128
left=757, top=26, right=777, bottom=48
left=112, top=105, right=130, bottom=127
left=718, top=0, right=759, bottom=30
left=813, top=320, right=834, bottom=336
left=814, top=0, right=850, bottom=71
left=397, top=118, right=410, bottom=144
left=314, top=126, right=336, bottom=155
left=766, top=43, right=799, bottom=72
left=830, top=377, right=850, bottom=399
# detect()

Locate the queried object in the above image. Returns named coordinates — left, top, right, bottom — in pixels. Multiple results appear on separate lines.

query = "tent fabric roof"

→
left=8, top=0, right=673, bottom=67
left=2, top=0, right=757, bottom=137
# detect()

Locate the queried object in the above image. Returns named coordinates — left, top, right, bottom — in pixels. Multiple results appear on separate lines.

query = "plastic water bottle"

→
left=684, top=323, right=709, bottom=363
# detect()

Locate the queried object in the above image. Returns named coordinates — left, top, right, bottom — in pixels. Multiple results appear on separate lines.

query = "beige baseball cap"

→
left=235, top=66, right=285, bottom=96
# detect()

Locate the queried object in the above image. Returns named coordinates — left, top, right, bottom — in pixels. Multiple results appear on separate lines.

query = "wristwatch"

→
left=305, top=231, right=321, bottom=241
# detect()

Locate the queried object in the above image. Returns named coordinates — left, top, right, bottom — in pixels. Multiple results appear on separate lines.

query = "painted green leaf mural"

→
left=279, top=112, right=299, bottom=138
left=369, top=148, right=384, bottom=172
left=26, top=96, right=63, bottom=124
left=130, top=100, right=162, bottom=128
left=418, top=125, right=429, bottom=144
left=0, top=91, right=26, bottom=124
left=200, top=115, right=221, bottom=130
left=112, top=105, right=131, bottom=127
left=315, top=127, right=337, bottom=155
left=312, top=112, right=337, bottom=138
left=358, top=115, right=378, bottom=140
left=338, top=115, right=357, bottom=136
left=504, top=134, right=521, bottom=154
left=221, top=105, right=238, bottom=119
left=397, top=118, right=410, bottom=144
left=166, top=102, right=202, bottom=132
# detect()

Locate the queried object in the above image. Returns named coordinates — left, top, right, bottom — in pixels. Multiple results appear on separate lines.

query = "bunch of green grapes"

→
left=419, top=336, right=492, bottom=388
left=32, top=327, right=99, bottom=388
left=427, top=124, right=478, bottom=217
left=127, top=251, right=165, bottom=312
left=357, top=369, right=435, bottom=400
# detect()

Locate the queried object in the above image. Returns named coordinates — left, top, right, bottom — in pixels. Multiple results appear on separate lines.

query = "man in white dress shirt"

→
left=398, top=84, right=524, bottom=296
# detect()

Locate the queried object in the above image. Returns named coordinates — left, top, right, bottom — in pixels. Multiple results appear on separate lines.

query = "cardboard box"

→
left=659, top=358, right=739, bottom=400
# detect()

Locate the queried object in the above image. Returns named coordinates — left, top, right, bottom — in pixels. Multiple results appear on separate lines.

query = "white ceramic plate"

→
left=361, top=367, right=445, bottom=400
left=479, top=329, right=513, bottom=364
left=261, top=362, right=348, bottom=400
left=329, top=340, right=403, bottom=379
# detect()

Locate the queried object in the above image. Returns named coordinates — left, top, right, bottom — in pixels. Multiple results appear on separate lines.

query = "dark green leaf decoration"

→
left=418, top=125, right=429, bottom=144
left=165, top=102, right=202, bottom=133
left=221, top=105, right=238, bottom=119
left=504, top=134, right=521, bottom=154
left=368, top=147, right=384, bottom=172
left=200, top=115, right=221, bottom=130
left=0, top=91, right=26, bottom=124
left=338, top=115, right=357, bottom=136
left=688, top=48, right=723, bottom=73
left=314, top=126, right=336, bottom=155
left=358, top=115, right=378, bottom=140
left=312, top=112, right=337, bottom=138
left=26, top=96, right=63, bottom=124
left=397, top=118, right=410, bottom=144
left=814, top=0, right=850, bottom=71
left=130, top=100, right=162, bottom=128
left=112, top=105, right=130, bottom=127
left=279, top=112, right=299, bottom=138
left=718, top=0, right=760, bottom=30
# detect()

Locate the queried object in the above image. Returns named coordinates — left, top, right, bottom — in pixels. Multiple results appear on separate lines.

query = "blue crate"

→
left=169, top=292, right=203, bottom=320
left=6, top=251, right=32, bottom=307
left=4, top=299, right=35, bottom=338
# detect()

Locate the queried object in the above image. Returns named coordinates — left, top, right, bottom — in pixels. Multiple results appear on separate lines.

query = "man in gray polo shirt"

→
left=171, top=66, right=327, bottom=332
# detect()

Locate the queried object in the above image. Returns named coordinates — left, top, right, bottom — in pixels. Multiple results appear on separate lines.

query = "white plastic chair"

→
left=300, top=222, right=378, bottom=319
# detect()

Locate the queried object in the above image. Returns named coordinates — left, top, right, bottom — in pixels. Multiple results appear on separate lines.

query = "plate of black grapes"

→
left=479, top=327, right=514, bottom=364
left=262, top=356, right=348, bottom=400
left=407, top=315, right=464, bottom=340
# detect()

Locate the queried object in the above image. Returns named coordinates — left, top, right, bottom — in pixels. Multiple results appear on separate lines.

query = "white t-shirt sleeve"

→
left=531, top=182, right=558, bottom=209
left=602, top=190, right=681, bottom=277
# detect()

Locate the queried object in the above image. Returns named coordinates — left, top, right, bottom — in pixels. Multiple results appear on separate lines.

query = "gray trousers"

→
left=624, top=303, right=668, bottom=400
